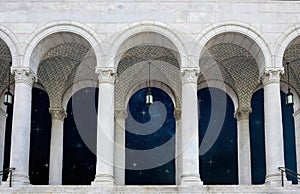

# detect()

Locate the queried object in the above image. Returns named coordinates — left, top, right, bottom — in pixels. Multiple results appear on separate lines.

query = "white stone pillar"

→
left=293, top=108, right=300, bottom=177
left=0, top=109, right=7, bottom=184
left=180, top=69, right=202, bottom=185
left=9, top=68, right=36, bottom=185
left=114, top=109, right=127, bottom=185
left=93, top=69, right=115, bottom=185
left=174, top=108, right=182, bottom=185
left=262, top=68, right=286, bottom=185
left=48, top=108, right=66, bottom=185
left=235, top=107, right=252, bottom=185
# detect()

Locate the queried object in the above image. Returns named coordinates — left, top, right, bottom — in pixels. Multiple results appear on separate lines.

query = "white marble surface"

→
left=0, top=109, right=7, bottom=185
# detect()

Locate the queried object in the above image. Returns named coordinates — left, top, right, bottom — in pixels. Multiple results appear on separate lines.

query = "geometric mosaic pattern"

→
left=282, top=43, right=300, bottom=98
left=116, top=44, right=181, bottom=108
left=38, top=43, right=96, bottom=108
left=199, top=43, right=259, bottom=108
left=0, top=38, right=13, bottom=95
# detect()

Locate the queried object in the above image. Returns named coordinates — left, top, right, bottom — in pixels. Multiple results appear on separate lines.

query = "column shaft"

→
left=235, top=108, right=252, bottom=185
left=262, top=68, right=285, bottom=185
left=9, top=68, right=35, bottom=185
left=174, top=109, right=182, bottom=185
left=94, top=69, right=115, bottom=185
left=293, top=109, right=300, bottom=176
left=49, top=108, right=66, bottom=185
left=180, top=69, right=202, bottom=185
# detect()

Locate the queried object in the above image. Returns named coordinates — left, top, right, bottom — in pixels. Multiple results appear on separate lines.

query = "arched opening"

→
left=29, top=87, right=51, bottom=184
left=125, top=87, right=175, bottom=185
left=249, top=89, right=266, bottom=184
left=62, top=87, right=97, bottom=185
left=198, top=87, right=238, bottom=184
left=280, top=91, right=297, bottom=184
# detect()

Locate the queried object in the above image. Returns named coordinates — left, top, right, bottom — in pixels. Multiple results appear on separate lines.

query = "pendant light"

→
left=4, top=62, right=13, bottom=106
left=286, top=62, right=294, bottom=106
left=146, top=61, right=153, bottom=106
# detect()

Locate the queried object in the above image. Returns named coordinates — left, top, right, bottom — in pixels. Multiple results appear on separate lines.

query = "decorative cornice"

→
left=181, top=68, right=200, bottom=85
left=12, top=67, right=37, bottom=86
left=174, top=108, right=181, bottom=120
left=262, top=67, right=284, bottom=86
left=96, top=68, right=115, bottom=84
left=234, top=107, right=252, bottom=121
left=49, top=108, right=67, bottom=120
left=115, top=109, right=127, bottom=119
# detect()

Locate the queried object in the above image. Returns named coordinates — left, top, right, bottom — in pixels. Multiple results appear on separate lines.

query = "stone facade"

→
left=1, top=0, right=300, bottom=193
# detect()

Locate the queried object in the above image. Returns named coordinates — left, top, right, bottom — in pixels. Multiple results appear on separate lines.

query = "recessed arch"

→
left=0, top=25, right=19, bottom=67
left=104, top=21, right=188, bottom=70
left=195, top=22, right=271, bottom=75
left=198, top=80, right=238, bottom=112
left=22, top=21, right=102, bottom=74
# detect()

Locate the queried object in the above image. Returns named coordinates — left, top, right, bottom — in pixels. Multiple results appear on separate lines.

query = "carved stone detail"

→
left=97, top=68, right=115, bottom=84
left=115, top=109, right=127, bottom=119
left=181, top=68, right=200, bottom=85
left=174, top=108, right=181, bottom=120
left=12, top=68, right=37, bottom=86
left=235, top=107, right=252, bottom=121
left=49, top=108, right=67, bottom=120
left=262, top=68, right=284, bottom=86
left=0, top=109, right=7, bottom=119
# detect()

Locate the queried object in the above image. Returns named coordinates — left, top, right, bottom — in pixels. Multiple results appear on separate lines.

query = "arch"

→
left=0, top=25, right=19, bottom=67
left=275, top=24, right=300, bottom=68
left=195, top=22, right=272, bottom=75
left=22, top=21, right=102, bottom=74
left=124, top=80, right=177, bottom=110
left=62, top=80, right=98, bottom=110
left=198, top=80, right=238, bottom=112
left=104, top=21, right=188, bottom=69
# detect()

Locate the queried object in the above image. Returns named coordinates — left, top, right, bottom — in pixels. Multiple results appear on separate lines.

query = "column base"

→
left=92, top=174, right=115, bottom=185
left=7, top=173, right=30, bottom=187
left=180, top=174, right=202, bottom=186
left=265, top=173, right=291, bottom=186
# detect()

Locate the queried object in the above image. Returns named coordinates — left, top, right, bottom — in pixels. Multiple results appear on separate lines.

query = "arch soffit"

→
left=0, top=25, right=19, bottom=66
left=195, top=22, right=272, bottom=75
left=275, top=24, right=300, bottom=68
left=124, top=81, right=177, bottom=110
left=22, top=21, right=102, bottom=74
left=62, top=80, right=98, bottom=111
left=104, top=21, right=189, bottom=70
left=198, top=80, right=238, bottom=111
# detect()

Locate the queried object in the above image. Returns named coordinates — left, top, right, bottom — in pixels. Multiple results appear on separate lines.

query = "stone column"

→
left=114, top=109, right=127, bottom=185
left=235, top=107, right=252, bottom=185
left=9, top=68, right=36, bottom=185
left=0, top=109, right=7, bottom=185
left=174, top=108, right=182, bottom=185
left=93, top=69, right=115, bottom=185
left=180, top=69, right=202, bottom=185
left=262, top=68, right=286, bottom=185
left=293, top=108, right=300, bottom=177
left=48, top=108, right=67, bottom=185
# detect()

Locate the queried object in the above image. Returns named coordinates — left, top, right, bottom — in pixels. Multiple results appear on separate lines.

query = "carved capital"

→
left=174, top=108, right=181, bottom=120
left=12, top=67, right=37, bottom=86
left=96, top=68, right=115, bottom=84
left=49, top=108, right=67, bottom=120
left=115, top=109, right=127, bottom=119
left=293, top=108, right=300, bottom=118
left=235, top=107, right=252, bottom=121
left=181, top=68, right=200, bottom=85
left=262, top=68, right=284, bottom=86
left=0, top=109, right=7, bottom=119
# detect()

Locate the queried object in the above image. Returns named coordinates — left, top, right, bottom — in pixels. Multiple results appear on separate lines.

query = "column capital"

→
left=12, top=67, right=37, bottom=86
left=115, top=109, right=127, bottom=119
left=49, top=108, right=67, bottom=120
left=262, top=67, right=284, bottom=86
left=235, top=107, right=252, bottom=121
left=174, top=108, right=181, bottom=120
left=96, top=68, right=115, bottom=84
left=294, top=108, right=300, bottom=118
left=181, top=68, right=200, bottom=85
